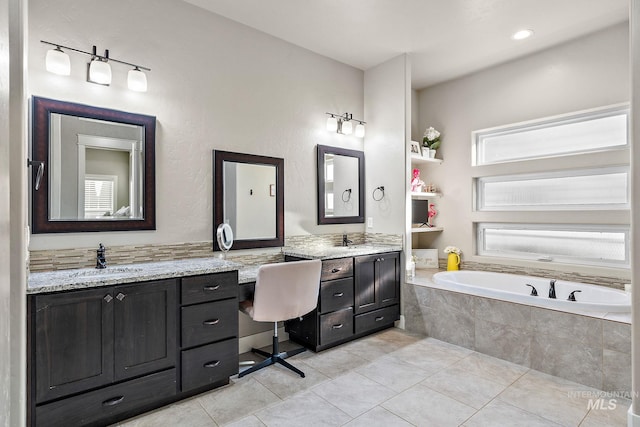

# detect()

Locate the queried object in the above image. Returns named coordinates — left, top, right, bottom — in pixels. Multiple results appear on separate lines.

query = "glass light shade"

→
left=355, top=123, right=365, bottom=138
left=326, top=116, right=338, bottom=132
left=341, top=120, right=353, bottom=135
left=45, top=48, right=71, bottom=76
left=127, top=68, right=148, bottom=92
left=89, top=59, right=112, bottom=85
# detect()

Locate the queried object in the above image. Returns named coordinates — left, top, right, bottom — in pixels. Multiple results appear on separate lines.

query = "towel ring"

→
left=372, top=186, right=385, bottom=201
left=342, top=188, right=352, bottom=202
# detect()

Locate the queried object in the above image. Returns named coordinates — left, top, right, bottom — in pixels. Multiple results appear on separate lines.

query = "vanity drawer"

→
left=181, top=272, right=238, bottom=305
left=320, top=307, right=353, bottom=345
left=181, top=300, right=238, bottom=348
left=319, top=278, right=354, bottom=314
left=354, top=304, right=399, bottom=335
left=35, top=368, right=176, bottom=427
left=321, top=258, right=353, bottom=281
left=181, top=338, right=238, bottom=391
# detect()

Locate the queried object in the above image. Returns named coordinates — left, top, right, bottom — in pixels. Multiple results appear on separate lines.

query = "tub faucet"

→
left=96, top=243, right=107, bottom=269
left=549, top=279, right=556, bottom=299
left=526, top=284, right=538, bottom=296
left=342, top=234, right=353, bottom=247
left=567, top=290, right=582, bottom=301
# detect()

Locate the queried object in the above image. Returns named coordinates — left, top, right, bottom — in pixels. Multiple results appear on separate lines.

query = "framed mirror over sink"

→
left=31, top=97, right=156, bottom=233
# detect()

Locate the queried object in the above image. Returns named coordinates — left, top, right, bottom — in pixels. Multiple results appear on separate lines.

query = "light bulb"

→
left=326, top=116, right=338, bottom=132
left=45, top=47, right=71, bottom=76
left=128, top=68, right=147, bottom=92
left=355, top=123, right=365, bottom=138
left=89, top=59, right=112, bottom=85
left=341, top=120, right=353, bottom=135
left=512, top=29, right=534, bottom=40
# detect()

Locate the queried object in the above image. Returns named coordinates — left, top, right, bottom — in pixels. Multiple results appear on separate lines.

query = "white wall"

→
left=364, top=54, right=410, bottom=235
left=415, top=23, right=630, bottom=274
left=28, top=0, right=366, bottom=250
left=234, top=163, right=276, bottom=239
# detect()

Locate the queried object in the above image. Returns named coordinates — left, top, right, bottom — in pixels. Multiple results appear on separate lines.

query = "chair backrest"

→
left=251, top=259, right=322, bottom=322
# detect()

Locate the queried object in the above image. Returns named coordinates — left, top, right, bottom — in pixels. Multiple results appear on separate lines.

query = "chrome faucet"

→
left=549, top=279, right=556, bottom=299
left=342, top=234, right=353, bottom=247
left=96, top=243, right=107, bottom=269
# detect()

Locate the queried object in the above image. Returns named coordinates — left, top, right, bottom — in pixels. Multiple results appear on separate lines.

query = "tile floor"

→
left=116, top=328, right=630, bottom=427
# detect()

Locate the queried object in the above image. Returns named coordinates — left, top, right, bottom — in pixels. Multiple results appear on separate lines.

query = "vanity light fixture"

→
left=41, top=40, right=151, bottom=92
left=325, top=112, right=366, bottom=138
left=511, top=29, right=534, bottom=40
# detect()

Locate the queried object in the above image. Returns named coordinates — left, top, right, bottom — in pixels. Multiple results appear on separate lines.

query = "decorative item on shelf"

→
left=427, top=203, right=437, bottom=227
left=413, top=249, right=439, bottom=268
left=444, top=246, right=461, bottom=271
left=410, top=141, right=421, bottom=155
left=425, top=183, right=437, bottom=193
left=423, top=126, right=441, bottom=159
left=411, top=168, right=425, bottom=192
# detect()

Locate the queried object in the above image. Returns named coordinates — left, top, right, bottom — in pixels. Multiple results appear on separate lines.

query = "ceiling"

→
left=183, top=0, right=629, bottom=90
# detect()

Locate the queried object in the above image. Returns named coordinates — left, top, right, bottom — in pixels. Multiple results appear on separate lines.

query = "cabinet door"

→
left=113, top=279, right=177, bottom=381
left=354, top=254, right=379, bottom=314
left=34, top=288, right=114, bottom=403
left=378, top=252, right=400, bottom=308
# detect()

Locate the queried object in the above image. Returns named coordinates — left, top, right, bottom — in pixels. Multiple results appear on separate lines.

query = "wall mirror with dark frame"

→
left=212, top=150, right=284, bottom=250
left=317, top=144, right=365, bottom=225
left=31, top=97, right=156, bottom=233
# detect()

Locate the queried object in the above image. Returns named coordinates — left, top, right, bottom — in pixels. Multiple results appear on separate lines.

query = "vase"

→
left=429, top=149, right=436, bottom=159
left=447, top=252, right=460, bottom=271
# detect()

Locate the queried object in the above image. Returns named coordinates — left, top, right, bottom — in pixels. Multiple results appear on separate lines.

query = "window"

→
left=472, top=105, right=629, bottom=269
left=84, top=175, right=117, bottom=218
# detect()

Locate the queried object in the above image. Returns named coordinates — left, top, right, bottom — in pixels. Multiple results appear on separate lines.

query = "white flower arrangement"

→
left=444, top=246, right=461, bottom=255
left=423, top=126, right=441, bottom=150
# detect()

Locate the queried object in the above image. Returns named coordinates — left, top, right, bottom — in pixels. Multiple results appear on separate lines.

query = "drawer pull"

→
left=203, top=285, right=221, bottom=291
left=332, top=324, right=343, bottom=329
left=204, top=360, right=221, bottom=368
left=116, top=292, right=125, bottom=301
left=375, top=316, right=385, bottom=322
left=102, top=395, right=125, bottom=406
left=333, top=292, right=344, bottom=297
left=203, top=319, right=220, bottom=326
left=331, top=268, right=342, bottom=273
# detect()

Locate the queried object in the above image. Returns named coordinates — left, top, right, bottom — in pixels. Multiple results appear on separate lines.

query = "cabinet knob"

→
left=103, top=294, right=113, bottom=303
left=376, top=258, right=381, bottom=262
left=204, top=360, right=221, bottom=368
left=102, top=395, right=125, bottom=406
left=331, top=268, right=342, bottom=273
left=333, top=292, right=344, bottom=297
left=203, top=319, right=220, bottom=326
left=116, top=293, right=126, bottom=301
left=203, top=285, right=220, bottom=291
left=332, top=324, right=343, bottom=329
left=381, top=258, right=385, bottom=262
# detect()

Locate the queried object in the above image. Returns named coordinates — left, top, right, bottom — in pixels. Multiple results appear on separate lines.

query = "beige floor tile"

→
left=312, top=371, right=396, bottom=417
left=498, top=370, right=593, bottom=426
left=382, top=382, right=476, bottom=427
left=300, top=347, right=370, bottom=378
left=223, top=415, right=266, bottom=427
left=422, top=365, right=508, bottom=409
left=249, top=359, right=330, bottom=399
left=453, top=351, right=529, bottom=386
left=341, top=334, right=397, bottom=361
left=356, top=354, right=431, bottom=392
left=343, top=406, right=413, bottom=427
left=462, top=399, right=562, bottom=427
left=198, top=378, right=281, bottom=425
left=371, top=327, right=425, bottom=347
left=116, top=398, right=217, bottom=427
left=254, top=391, right=351, bottom=427
left=390, top=337, right=471, bottom=372
left=580, top=397, right=630, bottom=427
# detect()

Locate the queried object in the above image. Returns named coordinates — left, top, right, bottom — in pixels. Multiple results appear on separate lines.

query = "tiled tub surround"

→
left=403, top=270, right=631, bottom=393
left=28, top=232, right=402, bottom=272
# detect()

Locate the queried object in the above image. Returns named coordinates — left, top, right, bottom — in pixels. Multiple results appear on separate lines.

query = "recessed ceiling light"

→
left=512, top=29, right=534, bottom=40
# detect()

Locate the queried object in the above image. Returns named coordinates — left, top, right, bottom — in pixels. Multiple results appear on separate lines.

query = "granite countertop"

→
left=282, top=243, right=403, bottom=260
left=28, top=257, right=243, bottom=294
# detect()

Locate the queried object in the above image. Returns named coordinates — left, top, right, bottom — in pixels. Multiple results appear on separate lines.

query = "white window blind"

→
left=85, top=175, right=116, bottom=217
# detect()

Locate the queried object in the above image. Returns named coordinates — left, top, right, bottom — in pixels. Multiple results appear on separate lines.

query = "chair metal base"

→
left=238, top=335, right=307, bottom=378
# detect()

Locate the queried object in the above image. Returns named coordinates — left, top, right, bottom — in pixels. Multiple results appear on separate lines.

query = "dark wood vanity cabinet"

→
left=286, top=252, right=400, bottom=352
left=29, top=271, right=239, bottom=427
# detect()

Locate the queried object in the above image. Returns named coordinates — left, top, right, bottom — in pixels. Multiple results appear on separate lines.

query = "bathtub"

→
left=432, top=270, right=631, bottom=313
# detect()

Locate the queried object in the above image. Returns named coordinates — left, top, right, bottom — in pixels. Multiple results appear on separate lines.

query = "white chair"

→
left=238, top=259, right=322, bottom=378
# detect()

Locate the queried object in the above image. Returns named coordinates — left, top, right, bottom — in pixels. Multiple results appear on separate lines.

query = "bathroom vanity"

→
left=283, top=246, right=402, bottom=351
left=27, top=258, right=241, bottom=427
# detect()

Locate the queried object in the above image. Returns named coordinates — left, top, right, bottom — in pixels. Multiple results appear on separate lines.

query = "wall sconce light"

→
left=326, top=112, right=365, bottom=138
left=42, top=40, right=150, bottom=92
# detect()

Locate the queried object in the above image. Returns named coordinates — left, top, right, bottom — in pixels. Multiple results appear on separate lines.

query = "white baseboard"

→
left=238, top=328, right=289, bottom=354
left=628, top=405, right=640, bottom=427
left=395, top=315, right=405, bottom=329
